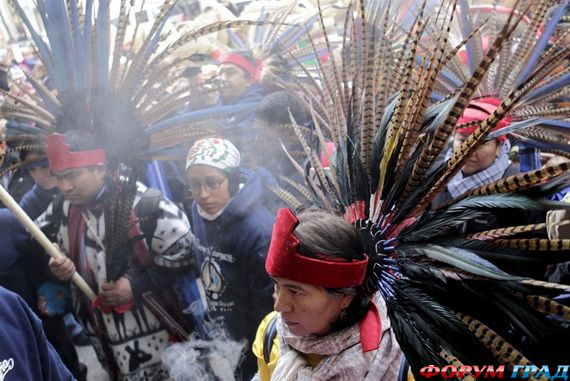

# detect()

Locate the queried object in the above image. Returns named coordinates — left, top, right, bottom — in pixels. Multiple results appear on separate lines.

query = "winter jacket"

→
left=217, top=84, right=264, bottom=153
left=0, top=286, right=74, bottom=380
left=190, top=167, right=275, bottom=379
left=0, top=185, right=58, bottom=305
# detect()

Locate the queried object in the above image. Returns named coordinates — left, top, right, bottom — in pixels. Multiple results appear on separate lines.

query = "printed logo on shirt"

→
left=0, top=358, right=14, bottom=381
left=201, top=257, right=227, bottom=300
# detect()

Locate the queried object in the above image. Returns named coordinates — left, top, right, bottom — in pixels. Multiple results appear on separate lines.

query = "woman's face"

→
left=453, top=133, right=500, bottom=176
left=186, top=164, right=231, bottom=214
left=273, top=277, right=353, bottom=337
left=25, top=152, right=57, bottom=190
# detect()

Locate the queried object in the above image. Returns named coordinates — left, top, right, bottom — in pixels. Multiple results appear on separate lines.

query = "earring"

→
left=340, top=309, right=347, bottom=321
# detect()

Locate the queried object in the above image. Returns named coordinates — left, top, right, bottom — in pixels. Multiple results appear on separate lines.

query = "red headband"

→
left=457, top=97, right=510, bottom=142
left=217, top=52, right=262, bottom=82
left=47, top=134, right=106, bottom=172
left=265, top=208, right=368, bottom=288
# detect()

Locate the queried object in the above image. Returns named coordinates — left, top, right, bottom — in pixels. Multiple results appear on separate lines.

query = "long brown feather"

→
left=404, top=5, right=526, bottom=206
left=526, top=295, right=570, bottom=320
left=465, top=221, right=570, bottom=240
left=109, top=0, right=128, bottom=90
left=413, top=31, right=569, bottom=213
left=461, top=162, right=570, bottom=198
left=456, top=312, right=544, bottom=380
left=493, top=238, right=570, bottom=251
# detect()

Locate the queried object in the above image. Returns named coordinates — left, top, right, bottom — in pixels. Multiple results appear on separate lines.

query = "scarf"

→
left=447, top=141, right=511, bottom=198
left=196, top=198, right=233, bottom=221
left=271, top=296, right=401, bottom=381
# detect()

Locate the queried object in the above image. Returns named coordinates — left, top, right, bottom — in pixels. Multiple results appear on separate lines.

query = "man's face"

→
left=218, top=63, right=252, bottom=100
left=52, top=165, right=106, bottom=205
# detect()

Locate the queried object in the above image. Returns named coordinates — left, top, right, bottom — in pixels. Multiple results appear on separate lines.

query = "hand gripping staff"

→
left=0, top=184, right=97, bottom=301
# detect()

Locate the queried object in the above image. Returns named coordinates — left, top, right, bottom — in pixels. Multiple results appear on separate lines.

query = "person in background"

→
left=263, top=208, right=402, bottom=380
left=432, top=97, right=519, bottom=207
left=185, top=137, right=275, bottom=380
left=252, top=91, right=308, bottom=178
left=213, top=49, right=264, bottom=152
left=0, top=137, right=85, bottom=380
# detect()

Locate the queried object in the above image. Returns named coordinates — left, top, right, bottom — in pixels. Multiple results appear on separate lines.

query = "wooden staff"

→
left=0, top=184, right=97, bottom=301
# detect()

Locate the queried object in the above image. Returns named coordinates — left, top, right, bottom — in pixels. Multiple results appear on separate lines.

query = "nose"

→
left=197, top=186, right=210, bottom=199
left=274, top=289, right=292, bottom=313
left=57, top=178, right=73, bottom=193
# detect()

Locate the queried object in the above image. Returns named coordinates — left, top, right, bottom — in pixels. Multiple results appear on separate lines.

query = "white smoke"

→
left=162, top=321, right=247, bottom=381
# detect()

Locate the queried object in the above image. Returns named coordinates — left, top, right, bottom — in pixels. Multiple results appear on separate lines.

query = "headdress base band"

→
left=218, top=52, right=261, bottom=82
left=265, top=208, right=368, bottom=288
left=47, top=134, right=106, bottom=172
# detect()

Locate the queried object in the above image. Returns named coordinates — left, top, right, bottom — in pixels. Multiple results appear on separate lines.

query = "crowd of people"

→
left=0, top=0, right=569, bottom=380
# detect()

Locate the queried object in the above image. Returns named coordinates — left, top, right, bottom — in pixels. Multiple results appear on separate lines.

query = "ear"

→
left=92, top=164, right=108, bottom=177
left=339, top=293, right=355, bottom=310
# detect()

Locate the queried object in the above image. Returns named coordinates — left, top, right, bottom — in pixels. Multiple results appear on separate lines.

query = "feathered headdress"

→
left=439, top=0, right=570, bottom=166
left=274, top=0, right=570, bottom=377
left=0, top=0, right=273, bottom=280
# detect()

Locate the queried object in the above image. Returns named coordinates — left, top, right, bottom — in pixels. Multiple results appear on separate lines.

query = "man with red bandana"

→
left=35, top=131, right=198, bottom=380
left=213, top=49, right=265, bottom=155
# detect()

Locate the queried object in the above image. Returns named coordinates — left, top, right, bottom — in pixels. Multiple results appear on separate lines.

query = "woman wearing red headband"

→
left=432, top=97, right=518, bottom=207
left=263, top=208, right=402, bottom=380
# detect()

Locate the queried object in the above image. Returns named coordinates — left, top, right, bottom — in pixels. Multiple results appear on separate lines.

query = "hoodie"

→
left=191, top=167, right=275, bottom=379
left=0, top=286, right=74, bottom=380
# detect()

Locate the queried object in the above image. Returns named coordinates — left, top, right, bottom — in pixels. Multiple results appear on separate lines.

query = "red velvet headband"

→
left=218, top=52, right=261, bottom=82
left=457, top=98, right=510, bottom=142
left=47, top=134, right=106, bottom=172
left=265, top=208, right=368, bottom=288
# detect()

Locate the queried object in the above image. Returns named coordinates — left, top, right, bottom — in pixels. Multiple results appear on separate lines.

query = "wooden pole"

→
left=0, top=185, right=97, bottom=301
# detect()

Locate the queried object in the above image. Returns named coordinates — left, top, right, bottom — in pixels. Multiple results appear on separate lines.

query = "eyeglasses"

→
left=187, top=176, right=227, bottom=193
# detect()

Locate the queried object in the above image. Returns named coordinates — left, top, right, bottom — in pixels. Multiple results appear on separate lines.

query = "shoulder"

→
left=0, top=287, right=36, bottom=332
left=503, top=163, right=519, bottom=177
left=134, top=182, right=189, bottom=225
left=238, top=206, right=274, bottom=236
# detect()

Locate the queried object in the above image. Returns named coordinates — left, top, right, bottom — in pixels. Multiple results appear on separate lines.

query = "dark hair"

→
left=19, top=147, right=46, bottom=162
left=182, top=66, right=201, bottom=79
left=255, top=91, right=307, bottom=126
left=63, top=130, right=102, bottom=151
left=293, top=208, right=372, bottom=332
left=227, top=166, right=241, bottom=196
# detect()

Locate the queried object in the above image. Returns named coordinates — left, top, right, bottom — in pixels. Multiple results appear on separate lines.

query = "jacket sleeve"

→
left=238, top=217, right=275, bottom=338
left=17, top=291, right=75, bottom=380
left=128, top=196, right=200, bottom=299
left=20, top=184, right=58, bottom=220
left=147, top=197, right=203, bottom=268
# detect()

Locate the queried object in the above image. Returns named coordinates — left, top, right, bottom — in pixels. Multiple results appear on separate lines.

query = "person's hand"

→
left=48, top=255, right=75, bottom=282
left=99, top=277, right=133, bottom=306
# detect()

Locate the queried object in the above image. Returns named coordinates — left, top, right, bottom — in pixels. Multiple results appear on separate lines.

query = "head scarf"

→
left=185, top=138, right=240, bottom=172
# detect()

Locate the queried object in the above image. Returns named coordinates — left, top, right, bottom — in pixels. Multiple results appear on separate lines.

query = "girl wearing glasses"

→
left=185, top=138, right=275, bottom=380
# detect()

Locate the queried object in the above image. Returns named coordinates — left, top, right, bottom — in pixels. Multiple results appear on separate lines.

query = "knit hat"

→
left=185, top=138, right=240, bottom=172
